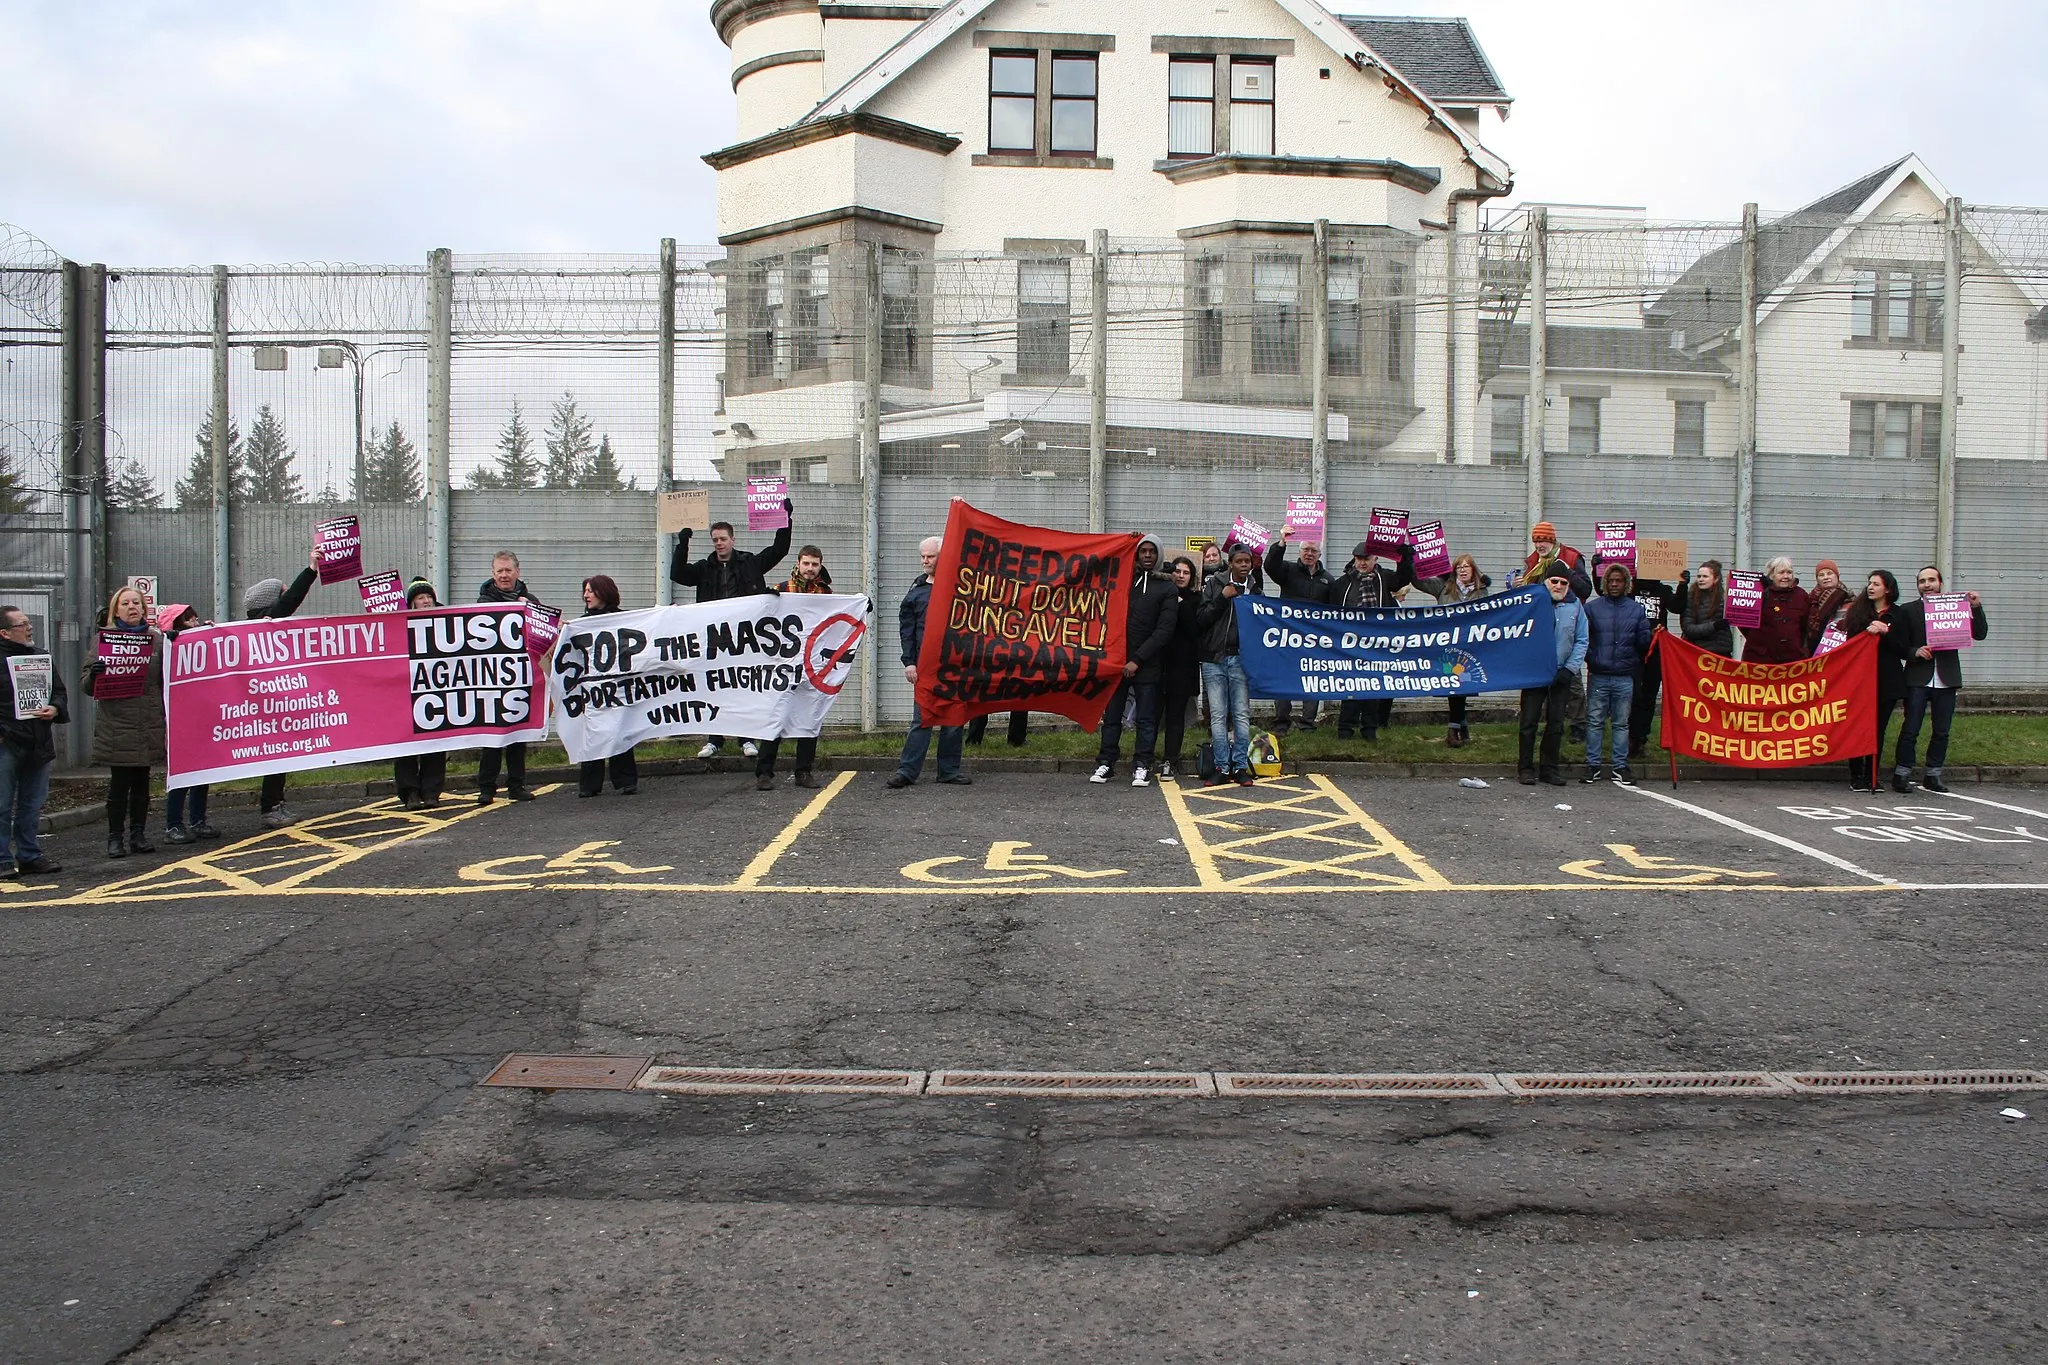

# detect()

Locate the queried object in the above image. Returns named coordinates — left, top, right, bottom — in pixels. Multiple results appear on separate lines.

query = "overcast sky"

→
left=5, top=0, right=2045, bottom=263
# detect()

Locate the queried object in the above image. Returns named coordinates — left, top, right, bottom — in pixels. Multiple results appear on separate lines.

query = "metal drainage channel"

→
left=482, top=1059, right=2047, bottom=1100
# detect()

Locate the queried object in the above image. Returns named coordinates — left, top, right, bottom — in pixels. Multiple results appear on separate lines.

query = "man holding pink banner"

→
left=476, top=550, right=546, bottom=804
left=1893, top=565, right=1989, bottom=793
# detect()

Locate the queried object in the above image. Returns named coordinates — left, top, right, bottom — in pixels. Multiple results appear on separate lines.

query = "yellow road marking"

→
left=1560, top=843, right=1778, bottom=885
left=730, top=770, right=855, bottom=889
left=1161, top=773, right=1451, bottom=889
left=902, top=839, right=1127, bottom=884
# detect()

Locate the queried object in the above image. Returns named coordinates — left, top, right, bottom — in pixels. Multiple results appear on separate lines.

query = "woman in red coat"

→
left=1739, top=556, right=1811, bottom=664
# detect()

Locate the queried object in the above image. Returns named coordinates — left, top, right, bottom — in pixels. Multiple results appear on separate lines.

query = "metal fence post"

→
left=425, top=248, right=453, bottom=596
left=1089, top=228, right=1108, bottom=533
left=60, top=261, right=100, bottom=767
left=1938, top=196, right=1962, bottom=580
left=861, top=241, right=883, bottom=733
left=1310, top=219, right=1329, bottom=496
left=1524, top=207, right=1547, bottom=527
left=656, top=238, right=677, bottom=607
left=1736, top=202, right=1759, bottom=571
left=210, top=265, right=231, bottom=623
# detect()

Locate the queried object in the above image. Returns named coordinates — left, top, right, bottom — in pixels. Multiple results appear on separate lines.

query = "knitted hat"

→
left=405, top=577, right=439, bottom=607
left=1531, top=521, right=1558, bottom=543
left=155, top=603, right=193, bottom=633
left=1816, top=558, right=1840, bottom=574
left=243, top=578, right=284, bottom=616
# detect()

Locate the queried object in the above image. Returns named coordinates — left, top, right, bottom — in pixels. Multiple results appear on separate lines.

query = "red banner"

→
left=914, top=502, right=1134, bottom=731
left=1656, top=631, right=1879, bottom=768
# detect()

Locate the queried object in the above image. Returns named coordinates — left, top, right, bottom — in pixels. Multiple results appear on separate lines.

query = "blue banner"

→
left=1236, top=587, right=1557, bottom=699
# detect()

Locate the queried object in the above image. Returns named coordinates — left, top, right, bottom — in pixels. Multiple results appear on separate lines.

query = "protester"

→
left=1091, top=535, right=1178, bottom=787
left=1625, top=568, right=1682, bottom=761
left=391, top=578, right=448, bottom=809
left=1517, top=561, right=1588, bottom=787
left=1740, top=556, right=1812, bottom=663
left=1842, top=570, right=1913, bottom=793
left=887, top=536, right=969, bottom=789
left=1802, top=559, right=1851, bottom=655
left=1156, top=555, right=1204, bottom=781
left=0, top=603, right=65, bottom=878
left=1583, top=561, right=1655, bottom=785
left=476, top=551, right=540, bottom=805
left=1200, top=542, right=1224, bottom=579
left=1892, top=565, right=1989, bottom=794
left=1678, top=560, right=1734, bottom=657
left=964, top=711, right=1028, bottom=746
left=1263, top=527, right=1333, bottom=734
left=671, top=503, right=793, bottom=761
left=576, top=575, right=638, bottom=798
left=83, top=584, right=166, bottom=858
left=1417, top=552, right=1489, bottom=746
left=1196, top=544, right=1260, bottom=786
left=244, top=550, right=320, bottom=828
left=157, top=604, right=218, bottom=844
left=1329, top=538, right=1416, bottom=741
left=1523, top=521, right=1592, bottom=599
left=755, top=545, right=832, bottom=790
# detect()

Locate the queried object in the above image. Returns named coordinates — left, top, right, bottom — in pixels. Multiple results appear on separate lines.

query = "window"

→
left=791, top=455, right=830, bottom=484
left=1567, top=395, right=1601, bottom=455
left=881, top=250, right=921, bottom=376
left=743, top=260, right=782, bottom=380
left=1850, top=269, right=1877, bottom=340
left=1049, top=54, right=1097, bottom=155
left=989, top=51, right=1037, bottom=152
left=791, top=252, right=829, bottom=372
left=1848, top=266, right=1942, bottom=346
left=1230, top=57, right=1275, bottom=155
left=1168, top=57, right=1215, bottom=157
left=1673, top=399, right=1706, bottom=457
left=1850, top=399, right=1940, bottom=458
left=1016, top=258, right=1072, bottom=379
left=1251, top=253, right=1300, bottom=375
left=1326, top=259, right=1362, bottom=377
left=746, top=458, right=784, bottom=480
left=1490, top=394, right=1525, bottom=463
left=1383, top=259, right=1409, bottom=383
left=1189, top=256, right=1224, bottom=377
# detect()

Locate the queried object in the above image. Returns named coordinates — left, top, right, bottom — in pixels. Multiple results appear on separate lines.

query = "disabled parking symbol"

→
left=900, top=840, right=1126, bottom=885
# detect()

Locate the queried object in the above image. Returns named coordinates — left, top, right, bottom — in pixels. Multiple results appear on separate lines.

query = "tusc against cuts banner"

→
left=164, top=605, right=547, bottom=786
left=1236, top=587, right=1557, bottom=699
left=550, top=594, right=868, bottom=763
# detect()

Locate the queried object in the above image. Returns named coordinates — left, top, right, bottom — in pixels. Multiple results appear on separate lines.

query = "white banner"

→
left=548, top=594, right=869, bottom=763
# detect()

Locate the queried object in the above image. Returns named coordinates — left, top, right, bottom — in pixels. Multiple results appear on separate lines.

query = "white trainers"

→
left=262, top=805, right=294, bottom=829
left=741, top=741, right=760, bottom=758
left=1089, top=764, right=1112, bottom=784
left=696, top=741, right=719, bottom=759
left=1131, top=767, right=1152, bottom=787
left=1158, top=761, right=1176, bottom=780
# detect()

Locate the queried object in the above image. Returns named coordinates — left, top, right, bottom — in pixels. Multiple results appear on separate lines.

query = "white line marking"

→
left=1621, top=784, right=1899, bottom=885
left=1928, top=790, right=2048, bottom=821
left=1892, top=882, right=2048, bottom=892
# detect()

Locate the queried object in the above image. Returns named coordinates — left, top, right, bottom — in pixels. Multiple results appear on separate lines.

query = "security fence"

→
left=6, top=203, right=2048, bottom=755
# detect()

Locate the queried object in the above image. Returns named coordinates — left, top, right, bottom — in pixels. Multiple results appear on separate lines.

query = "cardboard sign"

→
left=1226, top=516, right=1272, bottom=556
left=126, top=575, right=158, bottom=619
left=1593, top=521, right=1637, bottom=572
left=8, top=653, right=54, bottom=720
left=1636, top=538, right=1689, bottom=581
left=1366, top=507, right=1409, bottom=555
left=1725, top=570, right=1765, bottom=629
left=95, top=629, right=152, bottom=701
left=1409, top=520, right=1452, bottom=579
left=1922, top=593, right=1977, bottom=650
left=1284, top=495, right=1327, bottom=550
left=358, top=570, right=407, bottom=615
left=745, top=477, right=790, bottom=532
left=314, top=516, right=363, bottom=585
left=657, top=489, right=710, bottom=535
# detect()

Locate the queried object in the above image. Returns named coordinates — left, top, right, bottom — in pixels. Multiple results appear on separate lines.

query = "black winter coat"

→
left=1159, top=589, right=1202, bottom=693
left=1263, top=543, right=1333, bottom=604
left=1328, top=545, right=1415, bottom=610
left=249, top=567, right=317, bottom=622
left=0, top=635, right=68, bottom=767
left=1196, top=572, right=1257, bottom=662
left=670, top=526, right=791, bottom=603
left=1122, top=572, right=1179, bottom=684
left=1898, top=597, right=1989, bottom=689
left=1678, top=585, right=1734, bottom=657
left=899, top=573, right=934, bottom=667
left=479, top=576, right=544, bottom=606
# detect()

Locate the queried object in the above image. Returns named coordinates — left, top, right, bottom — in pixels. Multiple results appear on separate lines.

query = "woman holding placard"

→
left=82, top=585, right=166, bottom=859
left=1678, top=560, right=1734, bottom=658
left=1841, top=569, right=1914, bottom=793
left=1417, top=554, right=1490, bottom=747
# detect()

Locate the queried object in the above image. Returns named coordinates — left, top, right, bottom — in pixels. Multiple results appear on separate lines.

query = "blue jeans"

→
left=1896, top=685, right=1958, bottom=776
left=1585, top=672, right=1635, bottom=770
left=1095, top=678, right=1159, bottom=770
left=896, top=705, right=964, bottom=781
left=0, top=745, right=52, bottom=866
left=1201, top=657, right=1251, bottom=774
left=167, top=784, right=210, bottom=827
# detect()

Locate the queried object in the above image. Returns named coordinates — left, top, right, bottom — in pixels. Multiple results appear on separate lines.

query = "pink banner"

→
left=1594, top=520, right=1637, bottom=572
left=315, top=516, right=363, bottom=585
left=1283, top=495, right=1326, bottom=549
left=358, top=570, right=406, bottom=615
left=1226, top=516, right=1272, bottom=555
left=95, top=629, right=152, bottom=701
left=1922, top=593, right=1976, bottom=649
left=1725, top=571, right=1765, bottom=629
left=746, top=477, right=790, bottom=531
left=1367, top=506, right=1409, bottom=554
left=164, top=605, right=545, bottom=786
left=1409, top=520, right=1451, bottom=579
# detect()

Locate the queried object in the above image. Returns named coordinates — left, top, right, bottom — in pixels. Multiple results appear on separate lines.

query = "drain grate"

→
left=1776, top=1069, right=2048, bottom=1094
left=482, top=1054, right=652, bottom=1091
left=1501, top=1071, right=1789, bottom=1097
left=1216, top=1072, right=1507, bottom=1098
left=928, top=1070, right=1216, bottom=1098
left=637, top=1066, right=926, bottom=1096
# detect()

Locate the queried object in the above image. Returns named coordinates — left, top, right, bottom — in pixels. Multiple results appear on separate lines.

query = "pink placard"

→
left=163, top=606, right=546, bottom=786
left=525, top=603, right=564, bottom=663
left=1725, top=571, right=1764, bottom=629
left=358, top=570, right=407, bottom=615
left=1409, top=520, right=1451, bottom=579
left=1226, top=516, right=1272, bottom=555
left=314, top=515, right=363, bottom=585
left=746, top=477, right=790, bottom=531
left=95, top=629, right=152, bottom=701
left=1283, top=495, right=1326, bottom=550
left=1814, top=620, right=1850, bottom=656
left=1367, top=506, right=1409, bottom=555
left=1594, top=521, right=1637, bottom=572
left=1922, top=593, right=1976, bottom=650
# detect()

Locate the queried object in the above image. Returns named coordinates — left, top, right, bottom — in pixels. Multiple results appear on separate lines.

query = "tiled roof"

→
left=1338, top=15, right=1510, bottom=104
left=1479, top=321, right=1732, bottom=382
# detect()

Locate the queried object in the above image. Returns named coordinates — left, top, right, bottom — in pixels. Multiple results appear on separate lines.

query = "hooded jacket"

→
left=670, top=524, right=792, bottom=603
left=1740, top=580, right=1813, bottom=664
left=1585, top=564, right=1655, bottom=676
left=1263, top=541, right=1333, bottom=604
left=1123, top=536, right=1180, bottom=684
left=0, top=634, right=68, bottom=767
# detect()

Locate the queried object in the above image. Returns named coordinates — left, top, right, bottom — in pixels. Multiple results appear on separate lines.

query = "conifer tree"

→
left=107, top=457, right=163, bottom=509
left=581, top=434, right=637, bottom=492
left=468, top=400, right=540, bottom=490
left=174, top=415, right=245, bottom=508
left=241, top=404, right=304, bottom=504
left=542, top=390, right=596, bottom=489
left=355, top=420, right=423, bottom=502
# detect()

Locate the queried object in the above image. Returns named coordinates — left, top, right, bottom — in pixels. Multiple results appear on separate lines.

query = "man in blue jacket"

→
left=1518, top=562, right=1588, bottom=787
left=1583, top=561, right=1656, bottom=785
left=886, top=536, right=969, bottom=789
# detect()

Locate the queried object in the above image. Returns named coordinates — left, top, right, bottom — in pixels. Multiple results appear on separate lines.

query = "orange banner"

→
left=1656, top=631, right=1879, bottom=768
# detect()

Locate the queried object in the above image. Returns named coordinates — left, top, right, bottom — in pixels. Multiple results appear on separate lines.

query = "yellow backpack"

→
left=1248, top=729, right=1284, bottom=778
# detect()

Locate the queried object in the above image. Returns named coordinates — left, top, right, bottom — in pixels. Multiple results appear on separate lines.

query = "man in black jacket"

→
left=670, top=502, right=793, bottom=759
left=1625, top=570, right=1683, bottom=761
left=886, top=536, right=968, bottom=788
left=243, top=551, right=320, bottom=828
left=476, top=550, right=541, bottom=805
left=0, top=604, right=67, bottom=877
left=1264, top=527, right=1332, bottom=734
left=1195, top=544, right=1260, bottom=786
left=1893, top=565, right=1989, bottom=793
left=1329, top=539, right=1415, bottom=741
left=1090, top=535, right=1178, bottom=788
